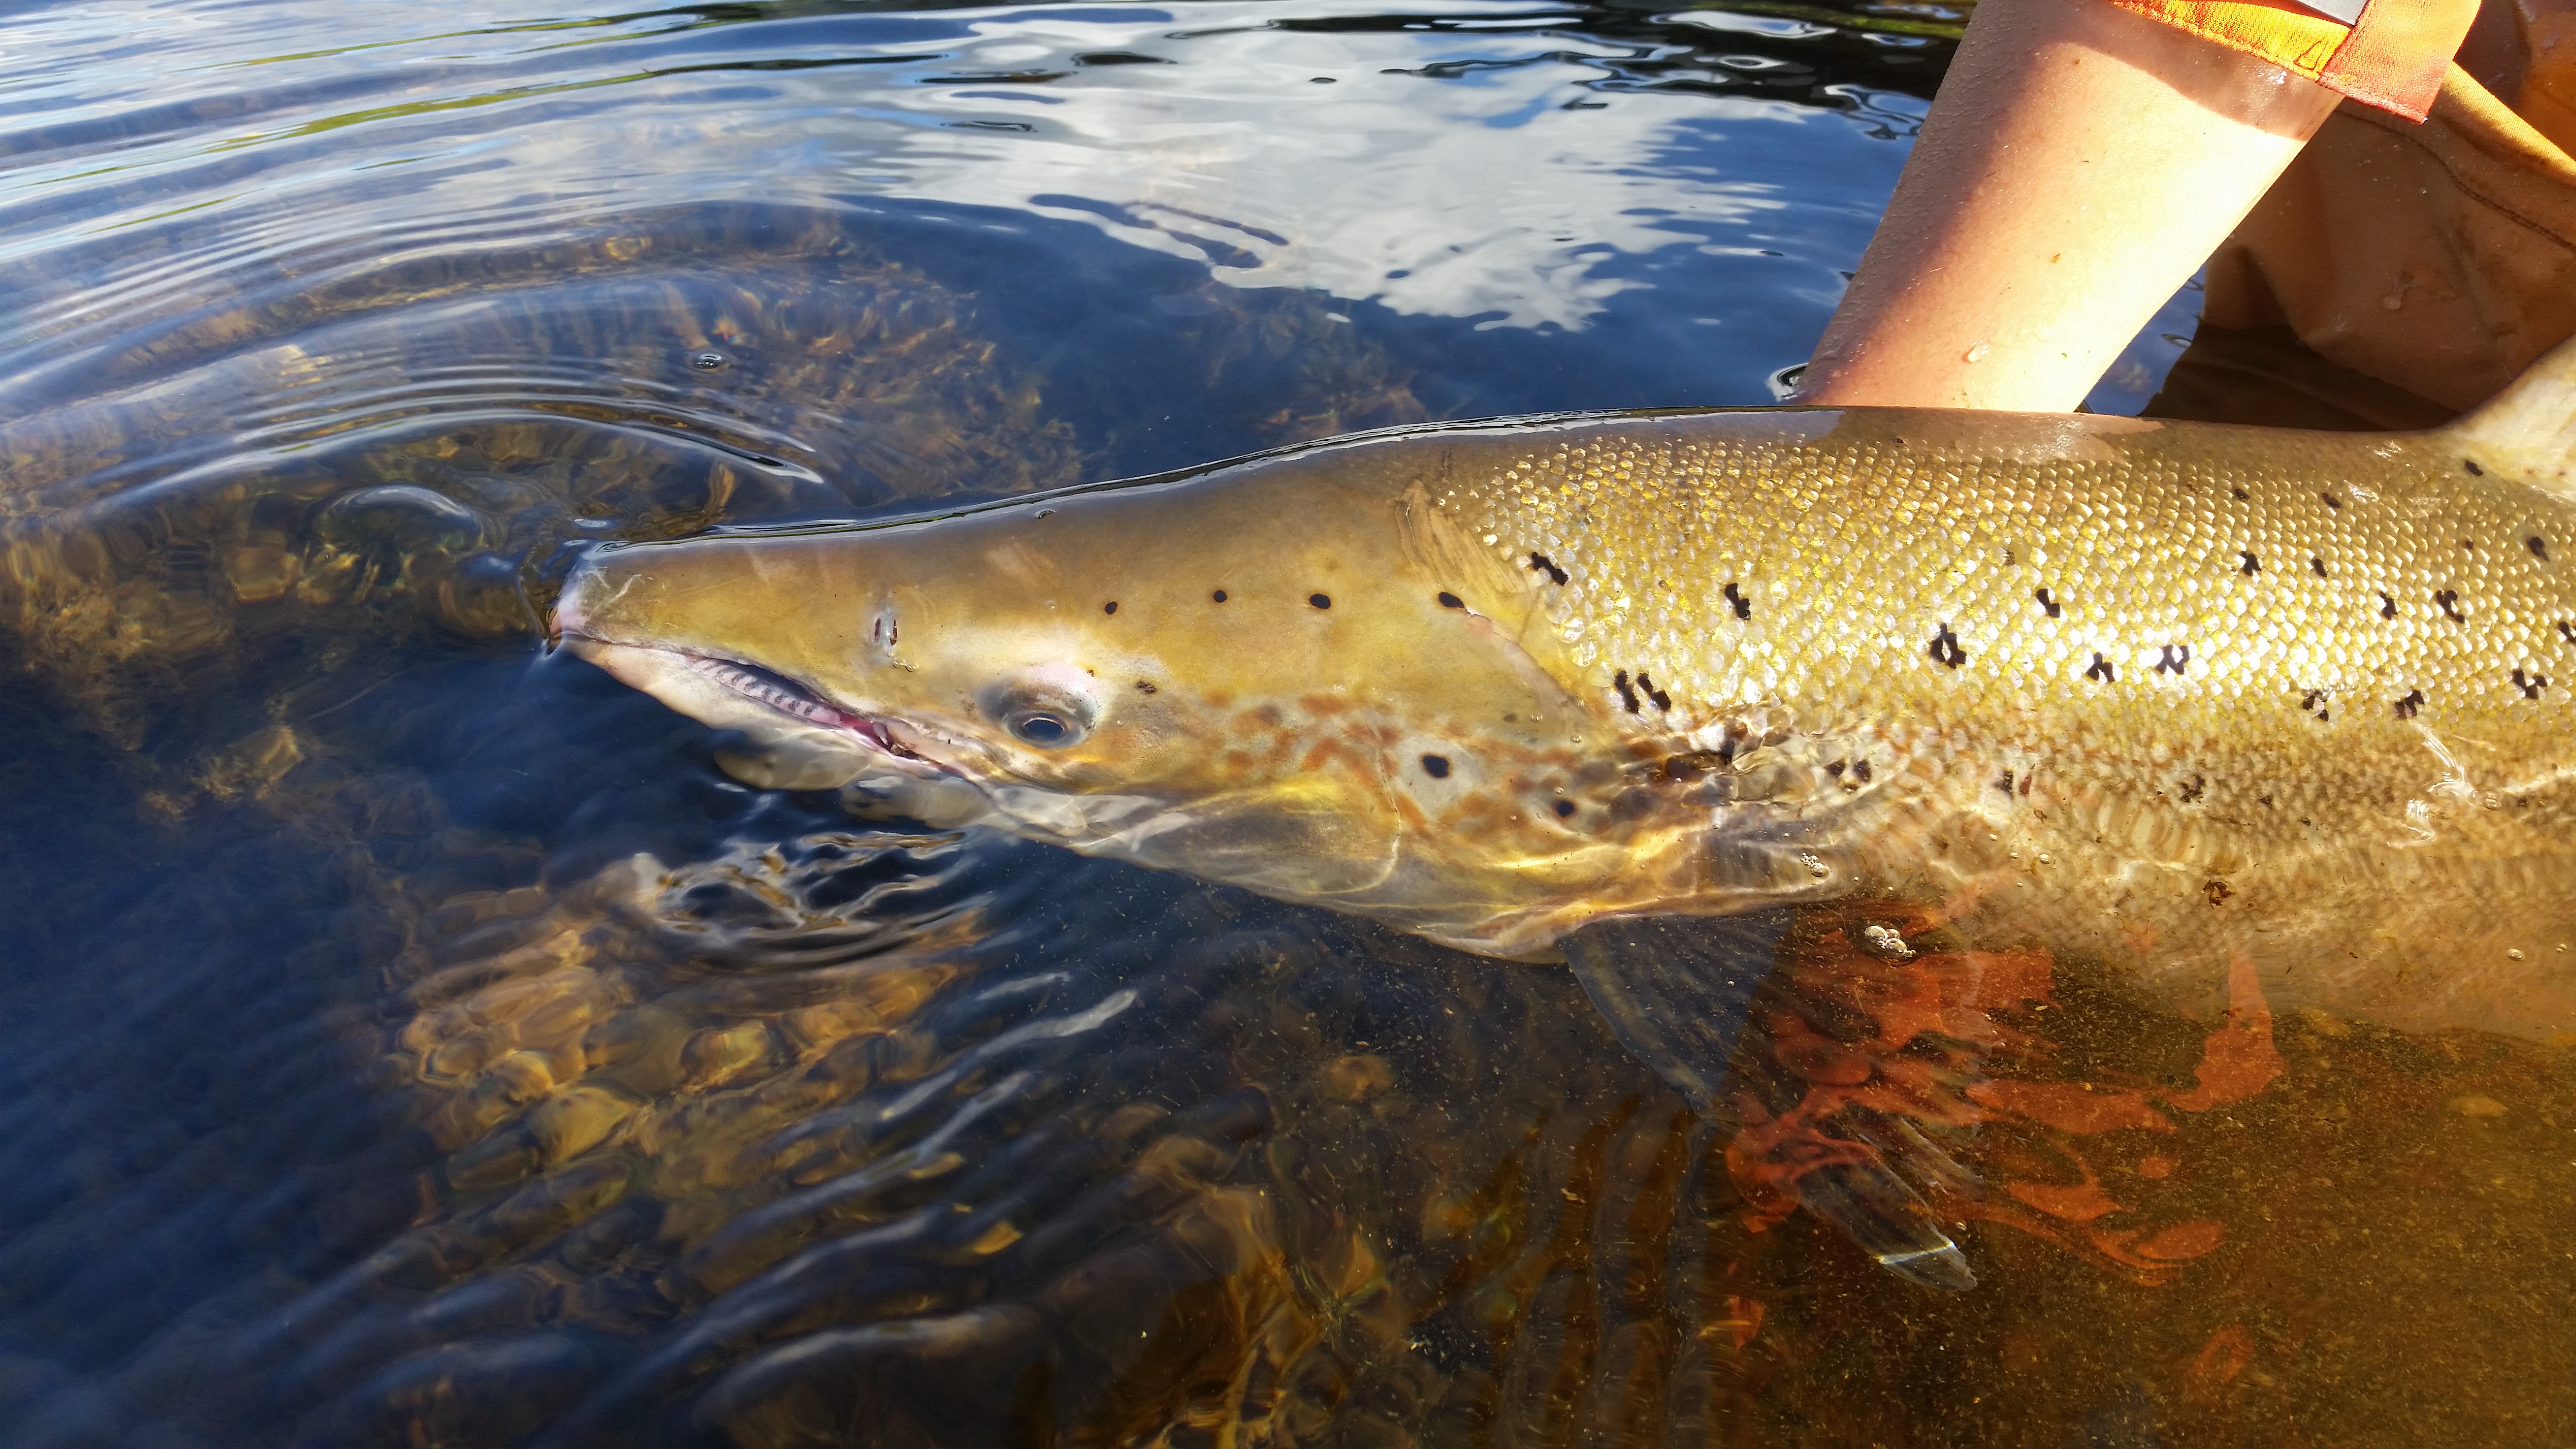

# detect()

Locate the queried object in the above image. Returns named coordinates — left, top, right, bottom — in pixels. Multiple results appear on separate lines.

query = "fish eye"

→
left=1008, top=709, right=1079, bottom=747
left=985, top=673, right=1101, bottom=750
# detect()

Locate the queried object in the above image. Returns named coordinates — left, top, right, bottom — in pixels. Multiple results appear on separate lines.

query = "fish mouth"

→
left=559, top=631, right=944, bottom=774
left=679, top=654, right=935, bottom=765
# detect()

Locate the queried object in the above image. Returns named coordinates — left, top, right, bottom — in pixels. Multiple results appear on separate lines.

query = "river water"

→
left=1, top=2, right=2567, bottom=1447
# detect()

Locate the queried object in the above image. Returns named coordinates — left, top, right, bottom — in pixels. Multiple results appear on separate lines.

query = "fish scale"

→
left=1468, top=428, right=2564, bottom=730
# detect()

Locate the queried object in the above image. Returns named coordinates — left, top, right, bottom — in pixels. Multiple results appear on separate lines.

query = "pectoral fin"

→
left=1562, top=912, right=1978, bottom=1292
left=1563, top=913, right=1779, bottom=1111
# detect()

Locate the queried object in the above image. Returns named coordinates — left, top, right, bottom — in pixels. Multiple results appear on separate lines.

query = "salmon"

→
left=556, top=336, right=2576, bottom=1286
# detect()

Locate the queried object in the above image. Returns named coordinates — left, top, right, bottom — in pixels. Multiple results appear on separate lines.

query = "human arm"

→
left=1792, top=0, right=2342, bottom=412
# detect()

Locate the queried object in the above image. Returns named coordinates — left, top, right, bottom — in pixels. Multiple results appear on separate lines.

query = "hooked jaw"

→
left=554, top=566, right=944, bottom=782
left=558, top=632, right=947, bottom=779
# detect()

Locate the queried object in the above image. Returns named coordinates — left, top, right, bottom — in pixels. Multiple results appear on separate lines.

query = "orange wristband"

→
left=2103, top=0, right=2479, bottom=119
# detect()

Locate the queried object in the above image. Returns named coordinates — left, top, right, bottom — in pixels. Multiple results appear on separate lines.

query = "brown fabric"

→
left=2195, top=64, right=2576, bottom=416
left=2142, top=324, right=2460, bottom=428
left=2517, top=0, right=2576, bottom=149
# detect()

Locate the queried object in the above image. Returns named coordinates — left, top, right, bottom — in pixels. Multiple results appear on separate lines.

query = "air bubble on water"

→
left=1963, top=340, right=1991, bottom=363
left=692, top=351, right=728, bottom=370
left=1862, top=924, right=1915, bottom=959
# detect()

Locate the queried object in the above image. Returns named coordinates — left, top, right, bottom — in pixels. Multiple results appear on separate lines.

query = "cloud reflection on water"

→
left=853, top=3, right=1819, bottom=328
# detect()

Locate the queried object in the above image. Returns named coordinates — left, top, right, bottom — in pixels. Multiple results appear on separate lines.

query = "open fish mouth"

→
left=557, top=629, right=945, bottom=774
left=678, top=654, right=932, bottom=763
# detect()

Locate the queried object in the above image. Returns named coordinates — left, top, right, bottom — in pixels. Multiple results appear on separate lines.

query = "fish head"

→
left=555, top=449, right=1717, bottom=953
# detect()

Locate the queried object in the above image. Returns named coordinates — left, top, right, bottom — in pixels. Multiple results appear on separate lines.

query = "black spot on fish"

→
left=1103, top=601, right=1118, bottom=615
left=1212, top=589, right=1228, bottom=603
left=1421, top=753, right=1452, bottom=778
left=2514, top=668, right=2548, bottom=698
left=2084, top=652, right=2116, bottom=683
left=2178, top=774, right=2206, bottom=804
left=2230, top=485, right=2250, bottom=501
left=2155, top=644, right=2191, bottom=676
left=1613, top=670, right=1640, bottom=713
left=2301, top=688, right=2330, bottom=720
left=2462, top=539, right=2478, bottom=553
left=2034, top=587, right=2061, bottom=618
left=1658, top=751, right=1724, bottom=782
left=1552, top=799, right=1577, bottom=819
left=1723, top=581, right=1752, bottom=620
left=2258, top=793, right=2274, bottom=808
left=1928, top=624, right=1966, bottom=669
left=2533, top=537, right=2552, bottom=561
left=2203, top=878, right=2232, bottom=905
left=1995, top=769, right=2015, bottom=796
left=2560, top=620, right=2576, bottom=644
left=2311, top=556, right=2327, bottom=578
left=1637, top=672, right=1671, bottom=711
left=2395, top=689, right=2426, bottom=720
left=1718, top=721, right=1751, bottom=761
left=1826, top=760, right=1846, bottom=776
left=2436, top=589, right=2463, bottom=623
left=1309, top=593, right=1332, bottom=610
left=1438, top=591, right=1465, bottom=609
left=2380, top=593, right=2398, bottom=619
left=1529, top=553, right=1569, bottom=586
left=2465, top=460, right=2486, bottom=476
left=1136, top=680, right=1158, bottom=694
left=2322, top=492, right=2343, bottom=510
left=1852, top=759, right=1873, bottom=783
left=2240, top=552, right=2260, bottom=575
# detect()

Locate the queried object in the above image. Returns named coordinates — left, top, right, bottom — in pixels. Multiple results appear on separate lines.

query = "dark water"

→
left=2, top=3, right=2568, bottom=1447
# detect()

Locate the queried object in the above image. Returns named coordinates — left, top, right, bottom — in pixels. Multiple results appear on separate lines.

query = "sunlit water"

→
left=1, top=2, right=2567, bottom=1447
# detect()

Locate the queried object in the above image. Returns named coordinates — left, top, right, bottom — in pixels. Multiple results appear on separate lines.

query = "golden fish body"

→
left=558, top=342, right=2576, bottom=1044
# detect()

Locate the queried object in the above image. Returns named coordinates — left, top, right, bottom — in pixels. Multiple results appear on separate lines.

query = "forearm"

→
left=1795, top=0, right=2341, bottom=412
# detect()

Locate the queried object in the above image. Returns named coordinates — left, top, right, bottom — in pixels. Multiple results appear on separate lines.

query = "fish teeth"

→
left=686, top=655, right=930, bottom=764
left=691, top=656, right=843, bottom=728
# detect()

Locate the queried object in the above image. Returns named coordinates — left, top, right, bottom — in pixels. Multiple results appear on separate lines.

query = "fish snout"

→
left=549, top=545, right=619, bottom=643
left=551, top=581, right=588, bottom=642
